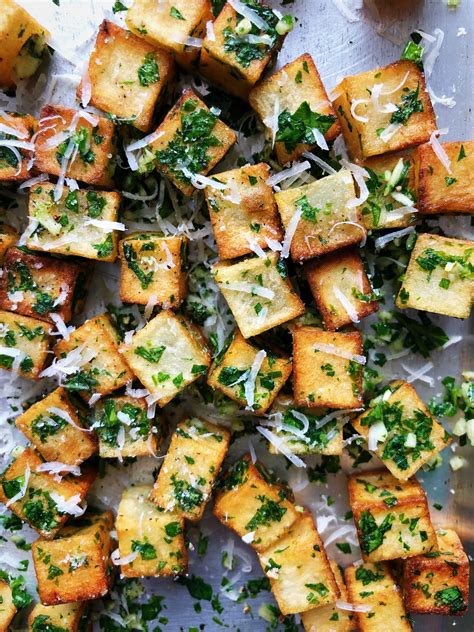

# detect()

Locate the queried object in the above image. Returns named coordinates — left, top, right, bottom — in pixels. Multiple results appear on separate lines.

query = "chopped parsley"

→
left=275, top=101, right=335, bottom=152
left=138, top=53, right=159, bottom=87
left=93, top=234, right=114, bottom=259
left=358, top=510, right=394, bottom=554
left=296, top=195, right=321, bottom=222
left=132, top=538, right=157, bottom=560
left=170, top=6, right=185, bottom=20
left=135, top=345, right=166, bottom=363
left=434, top=586, right=466, bottom=614
left=245, top=495, right=287, bottom=531
left=123, top=242, right=153, bottom=289
left=390, top=84, right=423, bottom=125
left=95, top=398, right=149, bottom=447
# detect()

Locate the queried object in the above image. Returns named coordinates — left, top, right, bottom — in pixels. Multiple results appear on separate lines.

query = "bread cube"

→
left=0, top=0, right=49, bottom=88
left=415, top=140, right=474, bottom=214
left=266, top=395, right=343, bottom=456
left=143, top=89, right=236, bottom=196
left=332, top=60, right=436, bottom=161
left=0, top=112, right=36, bottom=182
left=26, top=182, right=121, bottom=262
left=274, top=169, right=366, bottom=261
left=348, top=470, right=437, bottom=562
left=214, top=455, right=300, bottom=553
left=34, top=105, right=116, bottom=188
left=15, top=387, right=97, bottom=466
left=305, top=248, right=378, bottom=330
left=0, top=309, right=52, bottom=379
left=200, top=1, right=290, bottom=99
left=352, top=380, right=451, bottom=481
left=119, top=310, right=210, bottom=407
left=204, top=162, right=283, bottom=260
left=401, top=528, right=469, bottom=615
left=117, top=485, right=187, bottom=577
left=92, top=395, right=162, bottom=459
left=301, top=561, right=354, bottom=632
left=54, top=313, right=133, bottom=399
left=127, top=0, right=212, bottom=68
left=395, top=233, right=474, bottom=319
left=149, top=417, right=230, bottom=520
left=119, top=232, right=188, bottom=308
left=0, top=580, right=16, bottom=631
left=79, top=20, right=174, bottom=133
left=345, top=562, right=412, bottom=631
left=0, top=247, right=82, bottom=324
left=207, top=330, right=292, bottom=414
left=32, top=511, right=113, bottom=605
left=213, top=251, right=304, bottom=339
left=293, top=327, right=363, bottom=410
left=0, top=447, right=96, bottom=538
left=359, top=154, right=417, bottom=230
left=0, top=224, right=18, bottom=262
left=249, top=54, right=340, bottom=165
left=259, top=512, right=338, bottom=615
left=28, top=601, right=88, bottom=632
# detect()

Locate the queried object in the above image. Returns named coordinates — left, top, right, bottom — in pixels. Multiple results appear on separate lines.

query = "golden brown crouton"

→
left=32, top=512, right=113, bottom=605
left=395, top=233, right=474, bottom=319
left=305, top=248, right=378, bottom=330
left=213, top=252, right=305, bottom=339
left=249, top=54, right=340, bottom=165
left=333, top=60, right=436, bottom=161
left=293, top=326, right=364, bottom=409
left=79, top=20, right=174, bottom=132
left=414, top=140, right=474, bottom=214
left=352, top=381, right=451, bottom=480
left=401, top=528, right=469, bottom=615
left=15, top=387, right=97, bottom=466
left=117, top=485, right=187, bottom=577
left=0, top=309, right=52, bottom=379
left=149, top=417, right=230, bottom=521
left=348, top=470, right=437, bottom=562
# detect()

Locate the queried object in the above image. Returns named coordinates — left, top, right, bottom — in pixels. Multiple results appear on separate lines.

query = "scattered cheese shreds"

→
left=244, top=350, right=266, bottom=408
left=313, top=342, right=366, bottom=365
left=280, top=207, right=302, bottom=258
left=228, top=0, right=270, bottom=31
left=333, top=286, right=360, bottom=323
left=429, top=128, right=452, bottom=173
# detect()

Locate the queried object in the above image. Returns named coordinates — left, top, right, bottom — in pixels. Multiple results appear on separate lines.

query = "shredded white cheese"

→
left=244, top=350, right=266, bottom=408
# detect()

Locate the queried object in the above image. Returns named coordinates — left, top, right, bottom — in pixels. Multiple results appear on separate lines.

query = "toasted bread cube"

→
left=274, top=169, right=366, bottom=261
left=266, top=395, right=343, bottom=455
left=0, top=224, right=18, bottom=262
left=200, top=2, right=289, bottom=100
left=34, top=105, right=116, bottom=188
left=293, top=327, right=363, bottom=410
left=305, top=248, right=378, bottom=330
left=345, top=562, right=412, bottom=631
left=249, top=54, right=340, bottom=165
left=395, top=233, right=474, bottom=319
left=301, top=561, right=354, bottom=632
left=26, top=182, right=121, bottom=262
left=149, top=417, right=230, bottom=520
left=79, top=21, right=174, bottom=133
left=0, top=113, right=36, bottom=181
left=54, top=313, right=133, bottom=399
left=415, top=140, right=474, bottom=214
left=119, top=311, right=210, bottom=406
left=127, top=0, right=212, bottom=66
left=0, top=580, right=16, bottom=631
left=401, top=528, right=469, bottom=615
left=32, top=511, right=113, bottom=605
left=205, top=163, right=283, bottom=260
left=0, top=309, right=51, bottom=379
left=213, top=252, right=305, bottom=339
left=15, top=387, right=97, bottom=466
left=359, top=154, right=417, bottom=230
left=207, top=330, right=292, bottom=414
left=259, top=512, right=338, bottom=615
left=119, top=233, right=188, bottom=308
left=0, top=247, right=82, bottom=324
left=117, top=485, right=187, bottom=577
left=214, top=455, right=300, bottom=553
left=0, top=0, right=49, bottom=88
left=93, top=396, right=162, bottom=459
left=333, top=60, right=436, bottom=161
left=28, top=602, right=87, bottom=632
left=348, top=470, right=437, bottom=562
left=352, top=381, right=451, bottom=480
left=144, top=89, right=236, bottom=196
left=0, top=447, right=96, bottom=538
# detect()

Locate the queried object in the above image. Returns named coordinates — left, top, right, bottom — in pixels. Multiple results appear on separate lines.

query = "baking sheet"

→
left=0, top=0, right=473, bottom=630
